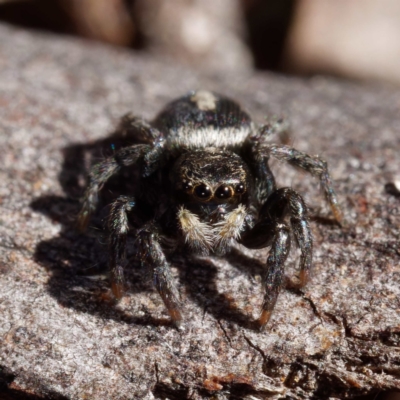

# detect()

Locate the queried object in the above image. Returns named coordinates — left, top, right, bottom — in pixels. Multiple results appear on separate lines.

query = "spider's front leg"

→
left=108, top=195, right=136, bottom=299
left=109, top=200, right=183, bottom=329
left=257, top=116, right=291, bottom=144
left=77, top=123, right=164, bottom=230
left=137, top=223, right=183, bottom=330
left=263, top=143, right=342, bottom=223
left=240, top=187, right=312, bottom=330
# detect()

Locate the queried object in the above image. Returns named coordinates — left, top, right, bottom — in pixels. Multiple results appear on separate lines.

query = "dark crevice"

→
left=243, top=0, right=296, bottom=70
left=154, top=361, right=160, bottom=384
left=0, top=0, right=73, bottom=36
left=0, top=365, right=68, bottom=400
left=243, top=334, right=268, bottom=374
left=301, top=295, right=323, bottom=323
left=152, top=382, right=189, bottom=400
left=217, top=319, right=233, bottom=347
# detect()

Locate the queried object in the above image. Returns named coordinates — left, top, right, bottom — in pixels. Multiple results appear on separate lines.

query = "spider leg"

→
left=240, top=187, right=312, bottom=329
left=262, top=188, right=313, bottom=286
left=137, top=223, right=183, bottom=330
left=260, top=224, right=290, bottom=328
left=108, top=195, right=136, bottom=299
left=257, top=116, right=291, bottom=144
left=262, top=144, right=342, bottom=223
left=78, top=137, right=163, bottom=230
left=241, top=218, right=291, bottom=330
left=77, top=144, right=149, bottom=230
left=249, top=150, right=276, bottom=206
left=119, top=114, right=163, bottom=144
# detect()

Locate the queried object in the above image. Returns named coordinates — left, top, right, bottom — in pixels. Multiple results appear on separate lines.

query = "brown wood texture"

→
left=0, top=24, right=399, bottom=399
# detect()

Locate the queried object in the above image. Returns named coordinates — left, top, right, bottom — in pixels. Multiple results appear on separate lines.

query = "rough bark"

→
left=0, top=23, right=399, bottom=399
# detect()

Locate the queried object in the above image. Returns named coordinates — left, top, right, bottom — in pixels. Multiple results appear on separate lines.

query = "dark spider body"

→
left=78, top=90, right=341, bottom=330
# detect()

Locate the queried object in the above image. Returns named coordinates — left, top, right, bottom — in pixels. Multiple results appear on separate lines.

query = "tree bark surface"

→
left=0, top=24, right=399, bottom=399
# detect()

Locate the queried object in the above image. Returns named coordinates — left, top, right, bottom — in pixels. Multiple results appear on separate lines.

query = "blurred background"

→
left=2, top=0, right=400, bottom=85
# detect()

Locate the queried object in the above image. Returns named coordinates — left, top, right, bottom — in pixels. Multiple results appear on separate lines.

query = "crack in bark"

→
left=243, top=334, right=268, bottom=371
left=217, top=319, right=233, bottom=347
left=154, top=361, right=160, bottom=384
left=301, top=294, right=323, bottom=323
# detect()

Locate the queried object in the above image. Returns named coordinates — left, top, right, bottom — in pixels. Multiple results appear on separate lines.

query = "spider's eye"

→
left=235, top=183, right=245, bottom=194
left=215, top=185, right=233, bottom=199
left=183, top=181, right=193, bottom=192
left=194, top=184, right=212, bottom=200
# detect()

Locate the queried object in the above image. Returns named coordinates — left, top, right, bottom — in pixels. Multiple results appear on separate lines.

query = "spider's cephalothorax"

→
left=78, top=90, right=342, bottom=330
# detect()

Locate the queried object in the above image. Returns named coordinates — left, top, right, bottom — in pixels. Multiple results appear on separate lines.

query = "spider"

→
left=78, top=90, right=341, bottom=330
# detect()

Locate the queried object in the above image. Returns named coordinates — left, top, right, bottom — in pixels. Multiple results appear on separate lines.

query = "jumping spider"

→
left=78, top=90, right=341, bottom=330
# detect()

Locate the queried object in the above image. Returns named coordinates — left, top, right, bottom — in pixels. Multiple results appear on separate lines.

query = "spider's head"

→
left=171, top=149, right=251, bottom=205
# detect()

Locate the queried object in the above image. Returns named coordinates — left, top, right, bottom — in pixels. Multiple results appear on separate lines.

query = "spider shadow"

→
left=173, top=248, right=267, bottom=330
left=31, top=124, right=175, bottom=328
left=31, top=123, right=265, bottom=330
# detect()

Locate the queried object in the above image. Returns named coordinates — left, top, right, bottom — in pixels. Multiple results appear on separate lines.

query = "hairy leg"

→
left=261, top=188, right=313, bottom=286
left=108, top=195, right=136, bottom=299
left=257, top=116, right=291, bottom=144
left=119, top=113, right=164, bottom=144
left=259, top=224, right=291, bottom=328
left=241, top=218, right=291, bottom=330
left=245, top=119, right=293, bottom=205
left=250, top=150, right=276, bottom=206
left=137, top=223, right=183, bottom=330
left=77, top=143, right=157, bottom=231
left=263, top=144, right=342, bottom=223
left=240, top=187, right=312, bottom=329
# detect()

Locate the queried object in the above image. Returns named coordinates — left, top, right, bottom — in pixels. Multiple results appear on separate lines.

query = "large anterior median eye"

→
left=215, top=185, right=233, bottom=199
left=194, top=184, right=212, bottom=200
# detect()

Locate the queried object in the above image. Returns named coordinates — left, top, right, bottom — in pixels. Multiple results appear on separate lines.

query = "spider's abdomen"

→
left=154, top=90, right=254, bottom=150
